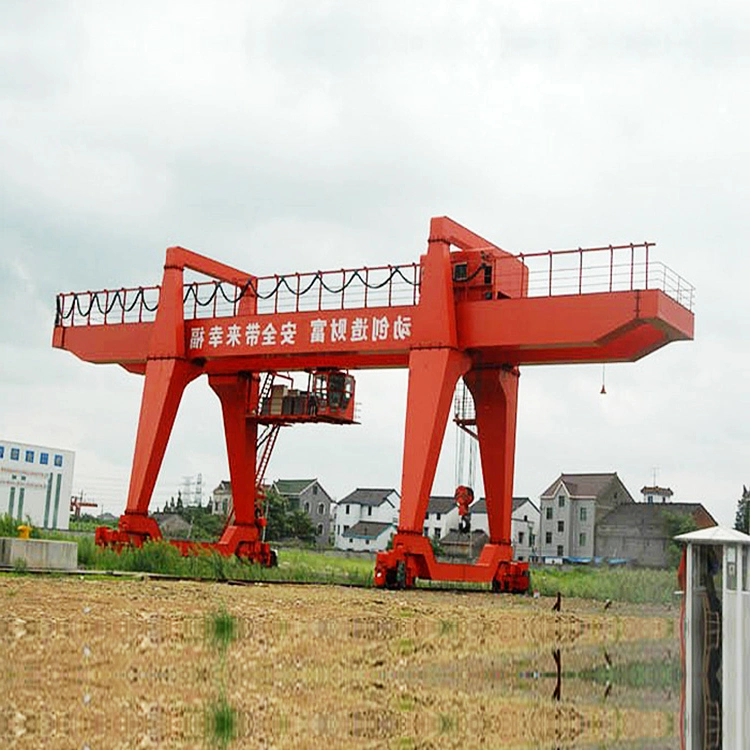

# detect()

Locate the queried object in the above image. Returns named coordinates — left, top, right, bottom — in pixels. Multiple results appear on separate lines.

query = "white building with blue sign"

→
left=0, top=440, right=75, bottom=531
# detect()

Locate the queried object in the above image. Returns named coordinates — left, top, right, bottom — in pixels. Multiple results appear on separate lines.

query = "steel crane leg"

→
left=375, top=358, right=529, bottom=592
left=374, top=347, right=469, bottom=588
left=116, top=358, right=201, bottom=543
left=209, top=374, right=273, bottom=563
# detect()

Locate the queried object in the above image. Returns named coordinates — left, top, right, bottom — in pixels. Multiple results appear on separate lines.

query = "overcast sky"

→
left=1, top=1, right=748, bottom=527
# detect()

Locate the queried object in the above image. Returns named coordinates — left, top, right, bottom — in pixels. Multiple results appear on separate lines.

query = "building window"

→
left=312, top=485, right=318, bottom=495
left=343, top=525, right=349, bottom=532
left=580, top=507, right=587, bottom=522
left=25, top=450, right=34, bottom=463
left=304, top=502, right=310, bottom=513
left=365, top=539, right=370, bottom=546
left=545, top=532, right=552, bottom=545
left=557, top=521, right=564, bottom=533
left=558, top=495, right=565, bottom=508
left=530, top=534, right=536, bottom=547
left=436, top=512, right=441, bottom=521
left=423, top=527, right=428, bottom=536
left=434, top=528, right=441, bottom=539
left=54, top=455, right=63, bottom=467
left=40, top=452, right=49, bottom=465
left=579, top=532, right=586, bottom=547
left=518, top=531, right=524, bottom=544
left=647, top=495, right=653, bottom=503
left=316, top=523, right=323, bottom=535
left=523, top=514, right=528, bottom=521
left=557, top=545, right=564, bottom=556
left=317, top=503, right=324, bottom=515
left=345, top=505, right=350, bottom=514
left=546, top=507, right=553, bottom=520
left=0, top=446, right=4, bottom=459
left=10, top=448, right=19, bottom=461
left=367, top=506, right=373, bottom=516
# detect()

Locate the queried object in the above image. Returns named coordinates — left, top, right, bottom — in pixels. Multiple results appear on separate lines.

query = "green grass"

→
left=2, top=518, right=679, bottom=605
left=529, top=565, right=678, bottom=606
left=208, top=609, right=237, bottom=652
left=206, top=697, right=236, bottom=747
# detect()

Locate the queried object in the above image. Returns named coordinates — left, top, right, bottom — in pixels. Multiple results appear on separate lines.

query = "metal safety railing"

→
left=183, top=263, right=421, bottom=320
left=493, top=243, right=694, bottom=311
left=54, top=244, right=694, bottom=328
left=55, top=263, right=421, bottom=327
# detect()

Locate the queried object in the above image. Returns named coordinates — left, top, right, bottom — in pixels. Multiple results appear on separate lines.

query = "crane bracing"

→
left=53, top=216, right=694, bottom=591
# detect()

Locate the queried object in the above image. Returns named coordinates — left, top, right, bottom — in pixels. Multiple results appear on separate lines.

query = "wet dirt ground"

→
left=0, top=576, right=682, bottom=749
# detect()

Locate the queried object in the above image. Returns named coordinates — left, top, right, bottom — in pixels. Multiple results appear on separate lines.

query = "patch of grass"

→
left=529, top=566, right=677, bottom=605
left=208, top=609, right=237, bottom=652
left=580, top=658, right=682, bottom=690
left=206, top=697, right=236, bottom=747
left=12, top=558, right=28, bottom=574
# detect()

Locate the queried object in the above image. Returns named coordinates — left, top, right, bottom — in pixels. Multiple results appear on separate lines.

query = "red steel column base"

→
left=215, top=523, right=276, bottom=566
left=95, top=514, right=163, bottom=550
left=374, top=533, right=529, bottom=593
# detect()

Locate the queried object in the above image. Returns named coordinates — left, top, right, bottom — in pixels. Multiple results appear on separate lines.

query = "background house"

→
left=462, top=496, right=540, bottom=561
left=272, top=478, right=333, bottom=546
left=641, top=485, right=674, bottom=504
left=0, top=439, right=75, bottom=531
left=423, top=496, right=460, bottom=540
left=335, top=488, right=400, bottom=552
left=539, top=472, right=634, bottom=560
left=595, top=502, right=717, bottom=567
left=210, top=480, right=232, bottom=516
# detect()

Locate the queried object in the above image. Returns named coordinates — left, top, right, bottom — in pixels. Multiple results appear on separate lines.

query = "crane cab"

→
left=258, top=369, right=357, bottom=424
left=310, top=369, right=356, bottom=422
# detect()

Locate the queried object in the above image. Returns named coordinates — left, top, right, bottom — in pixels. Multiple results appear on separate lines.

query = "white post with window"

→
left=675, top=526, right=750, bottom=750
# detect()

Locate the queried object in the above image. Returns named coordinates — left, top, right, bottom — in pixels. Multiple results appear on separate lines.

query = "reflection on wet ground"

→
left=0, top=577, right=681, bottom=749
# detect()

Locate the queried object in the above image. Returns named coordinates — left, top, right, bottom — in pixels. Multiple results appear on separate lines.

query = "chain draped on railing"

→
left=54, top=244, right=695, bottom=328
left=55, top=263, right=422, bottom=327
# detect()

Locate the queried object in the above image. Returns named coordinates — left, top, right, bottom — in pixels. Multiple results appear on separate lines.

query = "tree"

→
left=662, top=510, right=698, bottom=568
left=735, top=485, right=750, bottom=535
left=262, top=488, right=317, bottom=544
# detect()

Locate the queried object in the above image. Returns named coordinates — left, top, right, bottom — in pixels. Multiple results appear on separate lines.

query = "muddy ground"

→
left=0, top=575, right=682, bottom=749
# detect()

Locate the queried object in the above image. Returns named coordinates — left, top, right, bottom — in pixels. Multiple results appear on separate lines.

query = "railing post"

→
left=548, top=251, right=553, bottom=296
left=388, top=265, right=393, bottom=307
left=578, top=248, right=583, bottom=295
left=364, top=267, right=369, bottom=308
left=630, top=244, right=635, bottom=291
left=317, top=272, right=323, bottom=312
left=609, top=246, right=614, bottom=292
left=274, top=275, right=279, bottom=314
left=645, top=243, right=650, bottom=290
left=341, top=269, right=346, bottom=309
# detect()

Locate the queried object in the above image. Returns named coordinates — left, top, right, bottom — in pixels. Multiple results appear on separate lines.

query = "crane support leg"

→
left=374, top=347, right=470, bottom=588
left=103, top=358, right=201, bottom=547
left=465, top=366, right=529, bottom=592
left=375, top=359, right=529, bottom=592
left=209, top=374, right=273, bottom=564
left=465, top=366, right=518, bottom=547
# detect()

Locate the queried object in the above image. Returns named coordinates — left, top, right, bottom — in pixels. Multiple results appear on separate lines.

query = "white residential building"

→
left=334, top=488, right=400, bottom=552
left=0, top=440, right=75, bottom=531
left=423, top=496, right=460, bottom=540
left=461, top=496, right=540, bottom=561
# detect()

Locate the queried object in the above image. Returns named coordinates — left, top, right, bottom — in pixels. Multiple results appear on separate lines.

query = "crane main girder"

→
left=53, top=216, right=694, bottom=588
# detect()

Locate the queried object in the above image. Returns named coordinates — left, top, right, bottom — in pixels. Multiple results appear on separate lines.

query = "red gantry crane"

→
left=53, top=217, right=694, bottom=591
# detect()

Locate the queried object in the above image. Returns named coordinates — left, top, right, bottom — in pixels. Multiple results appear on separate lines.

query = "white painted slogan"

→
left=189, top=314, right=412, bottom=350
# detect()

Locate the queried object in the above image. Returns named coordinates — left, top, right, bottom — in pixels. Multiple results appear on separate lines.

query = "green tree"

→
left=734, top=486, right=749, bottom=535
left=662, top=510, right=698, bottom=568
